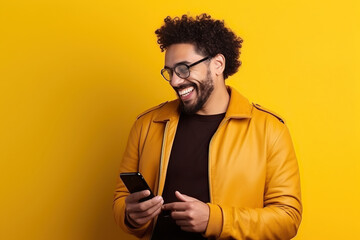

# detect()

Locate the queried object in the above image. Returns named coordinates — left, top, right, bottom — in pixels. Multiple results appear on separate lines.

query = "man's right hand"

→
left=125, top=190, right=163, bottom=228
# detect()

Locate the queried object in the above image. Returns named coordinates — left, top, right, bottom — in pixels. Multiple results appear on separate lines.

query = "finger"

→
left=125, top=190, right=151, bottom=203
left=175, top=220, right=193, bottom=226
left=162, top=202, right=188, bottom=211
left=127, top=195, right=163, bottom=213
left=175, top=191, right=197, bottom=202
left=130, top=198, right=163, bottom=219
left=171, top=210, right=190, bottom=220
left=131, top=204, right=162, bottom=226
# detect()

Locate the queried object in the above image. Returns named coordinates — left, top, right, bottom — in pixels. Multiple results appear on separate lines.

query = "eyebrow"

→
left=164, top=60, right=191, bottom=69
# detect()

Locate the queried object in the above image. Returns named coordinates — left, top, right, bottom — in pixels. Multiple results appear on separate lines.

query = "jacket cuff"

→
left=203, top=203, right=223, bottom=238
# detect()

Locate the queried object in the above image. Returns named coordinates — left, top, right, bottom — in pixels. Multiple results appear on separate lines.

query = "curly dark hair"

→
left=155, top=13, right=243, bottom=79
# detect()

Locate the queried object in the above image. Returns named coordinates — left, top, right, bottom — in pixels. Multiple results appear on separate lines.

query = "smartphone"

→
left=120, top=172, right=155, bottom=202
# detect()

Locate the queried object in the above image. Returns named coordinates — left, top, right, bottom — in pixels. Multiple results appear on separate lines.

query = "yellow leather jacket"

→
left=113, top=86, right=302, bottom=240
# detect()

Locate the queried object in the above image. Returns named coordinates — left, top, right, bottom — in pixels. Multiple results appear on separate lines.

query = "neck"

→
left=196, top=83, right=230, bottom=115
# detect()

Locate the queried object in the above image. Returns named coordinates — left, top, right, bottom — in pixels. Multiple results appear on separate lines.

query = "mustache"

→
left=173, top=83, right=197, bottom=92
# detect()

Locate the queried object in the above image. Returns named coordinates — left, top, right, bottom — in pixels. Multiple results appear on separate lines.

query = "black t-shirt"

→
left=151, top=112, right=225, bottom=240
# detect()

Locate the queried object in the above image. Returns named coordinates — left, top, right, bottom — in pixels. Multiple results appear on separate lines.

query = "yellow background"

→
left=1, top=0, right=359, bottom=239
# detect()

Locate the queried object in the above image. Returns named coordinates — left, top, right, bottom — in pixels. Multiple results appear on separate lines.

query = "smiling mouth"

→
left=178, top=86, right=194, bottom=97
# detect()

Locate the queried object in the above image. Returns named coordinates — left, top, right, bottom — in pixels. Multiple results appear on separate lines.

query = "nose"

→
left=169, top=72, right=185, bottom=87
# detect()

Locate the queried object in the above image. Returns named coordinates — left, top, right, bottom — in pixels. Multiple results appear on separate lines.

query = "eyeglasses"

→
left=160, top=56, right=210, bottom=81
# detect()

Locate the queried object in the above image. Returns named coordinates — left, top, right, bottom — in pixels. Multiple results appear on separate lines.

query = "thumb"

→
left=175, top=191, right=197, bottom=202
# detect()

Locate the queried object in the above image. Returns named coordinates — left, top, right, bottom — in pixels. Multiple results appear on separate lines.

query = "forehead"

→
left=164, top=43, right=203, bottom=67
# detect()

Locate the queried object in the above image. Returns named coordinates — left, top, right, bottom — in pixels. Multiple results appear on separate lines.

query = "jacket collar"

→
left=153, top=86, right=252, bottom=122
left=225, top=86, right=252, bottom=119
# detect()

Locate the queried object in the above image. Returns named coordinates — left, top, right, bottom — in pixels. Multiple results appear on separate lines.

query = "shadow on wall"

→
left=39, top=75, right=145, bottom=240
left=73, top=76, right=143, bottom=240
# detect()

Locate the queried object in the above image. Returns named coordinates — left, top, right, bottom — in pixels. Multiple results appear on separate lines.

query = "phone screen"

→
left=120, top=172, right=155, bottom=202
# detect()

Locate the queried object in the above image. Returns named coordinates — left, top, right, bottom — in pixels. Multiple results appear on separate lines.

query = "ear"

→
left=211, top=54, right=225, bottom=77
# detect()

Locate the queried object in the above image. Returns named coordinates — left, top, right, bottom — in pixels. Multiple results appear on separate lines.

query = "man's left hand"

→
left=162, top=191, right=209, bottom=233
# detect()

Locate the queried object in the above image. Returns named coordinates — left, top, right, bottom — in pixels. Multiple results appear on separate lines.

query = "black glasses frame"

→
left=160, top=56, right=210, bottom=81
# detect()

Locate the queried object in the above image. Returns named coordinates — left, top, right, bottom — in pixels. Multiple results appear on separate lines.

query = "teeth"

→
left=179, top=87, right=194, bottom=96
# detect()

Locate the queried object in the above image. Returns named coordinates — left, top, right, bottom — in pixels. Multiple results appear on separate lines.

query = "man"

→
left=114, top=14, right=302, bottom=240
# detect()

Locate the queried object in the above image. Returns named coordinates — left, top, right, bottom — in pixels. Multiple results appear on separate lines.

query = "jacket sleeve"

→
left=204, top=124, right=302, bottom=240
left=112, top=120, right=152, bottom=238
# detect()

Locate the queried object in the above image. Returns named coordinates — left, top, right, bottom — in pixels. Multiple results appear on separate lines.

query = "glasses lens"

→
left=175, top=64, right=189, bottom=78
left=161, top=68, right=171, bottom=81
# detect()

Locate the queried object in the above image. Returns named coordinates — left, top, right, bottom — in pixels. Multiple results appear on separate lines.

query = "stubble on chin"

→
left=179, top=70, right=214, bottom=115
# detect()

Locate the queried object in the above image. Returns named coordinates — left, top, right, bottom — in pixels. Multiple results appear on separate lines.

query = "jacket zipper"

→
left=157, top=120, right=170, bottom=195
left=149, top=120, right=170, bottom=240
left=208, top=117, right=229, bottom=203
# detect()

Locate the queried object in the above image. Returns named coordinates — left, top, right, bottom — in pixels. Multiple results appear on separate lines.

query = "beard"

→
left=177, top=69, right=214, bottom=115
